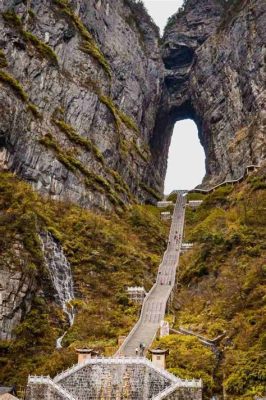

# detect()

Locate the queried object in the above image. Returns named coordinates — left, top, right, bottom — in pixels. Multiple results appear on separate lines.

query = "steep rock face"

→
left=0, top=0, right=265, bottom=202
left=0, top=0, right=164, bottom=209
left=153, top=0, right=266, bottom=187
left=0, top=242, right=37, bottom=340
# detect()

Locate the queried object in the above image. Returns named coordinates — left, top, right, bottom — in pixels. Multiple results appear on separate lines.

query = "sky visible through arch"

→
left=143, top=0, right=206, bottom=193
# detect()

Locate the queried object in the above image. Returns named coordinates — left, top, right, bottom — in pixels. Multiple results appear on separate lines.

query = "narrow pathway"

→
left=117, top=192, right=186, bottom=356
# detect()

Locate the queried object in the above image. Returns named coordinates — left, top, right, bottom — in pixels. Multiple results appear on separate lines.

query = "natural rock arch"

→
left=148, top=0, right=265, bottom=194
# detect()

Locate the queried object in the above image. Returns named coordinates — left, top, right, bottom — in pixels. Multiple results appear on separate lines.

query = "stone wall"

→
left=26, top=382, right=71, bottom=400
left=58, top=362, right=172, bottom=399
left=26, top=359, right=203, bottom=400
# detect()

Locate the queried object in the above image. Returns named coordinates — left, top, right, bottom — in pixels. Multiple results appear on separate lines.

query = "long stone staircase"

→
left=117, top=192, right=186, bottom=356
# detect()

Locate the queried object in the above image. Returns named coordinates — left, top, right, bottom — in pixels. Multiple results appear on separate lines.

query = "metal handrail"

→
left=169, top=164, right=261, bottom=196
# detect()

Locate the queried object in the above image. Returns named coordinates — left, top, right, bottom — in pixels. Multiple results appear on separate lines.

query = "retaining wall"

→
left=58, top=362, right=172, bottom=399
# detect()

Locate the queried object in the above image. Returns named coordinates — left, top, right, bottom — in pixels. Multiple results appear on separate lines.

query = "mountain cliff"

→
left=153, top=0, right=265, bottom=187
left=0, top=0, right=265, bottom=398
left=0, top=0, right=265, bottom=209
left=0, top=0, right=164, bottom=209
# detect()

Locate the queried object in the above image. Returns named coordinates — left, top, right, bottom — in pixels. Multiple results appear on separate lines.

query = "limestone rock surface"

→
left=0, top=0, right=265, bottom=203
left=0, top=243, right=37, bottom=340
left=0, top=0, right=164, bottom=208
left=154, top=0, right=266, bottom=188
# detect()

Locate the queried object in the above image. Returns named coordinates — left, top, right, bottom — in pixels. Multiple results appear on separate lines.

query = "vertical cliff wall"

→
left=0, top=0, right=164, bottom=209
left=0, top=0, right=265, bottom=200
left=152, top=0, right=265, bottom=188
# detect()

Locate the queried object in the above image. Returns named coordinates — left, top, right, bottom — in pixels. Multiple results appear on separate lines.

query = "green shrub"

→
left=39, top=133, right=124, bottom=207
left=180, top=260, right=209, bottom=284
left=2, top=11, right=58, bottom=65
left=139, top=182, right=162, bottom=201
left=203, top=185, right=233, bottom=207
left=153, top=334, right=216, bottom=396
left=166, top=192, right=177, bottom=202
left=187, top=192, right=205, bottom=201
left=27, top=103, right=42, bottom=119
left=52, top=118, right=105, bottom=165
left=248, top=175, right=266, bottom=191
left=224, top=349, right=266, bottom=396
left=0, top=70, right=28, bottom=102
left=0, top=49, right=8, bottom=68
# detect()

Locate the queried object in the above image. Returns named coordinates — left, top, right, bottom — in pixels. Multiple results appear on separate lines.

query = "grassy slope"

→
left=0, top=169, right=265, bottom=399
left=0, top=172, right=169, bottom=389
left=155, top=168, right=266, bottom=399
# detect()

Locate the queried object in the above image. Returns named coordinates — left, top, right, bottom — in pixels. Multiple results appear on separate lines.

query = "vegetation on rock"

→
left=0, top=171, right=169, bottom=389
left=53, top=0, right=111, bottom=76
left=140, top=182, right=162, bottom=201
left=98, top=93, right=139, bottom=134
left=0, top=68, right=41, bottom=118
left=2, top=10, right=58, bottom=65
left=0, top=49, right=8, bottom=68
left=0, top=70, right=29, bottom=102
left=52, top=118, right=105, bottom=165
left=39, top=133, right=125, bottom=207
left=163, top=169, right=266, bottom=399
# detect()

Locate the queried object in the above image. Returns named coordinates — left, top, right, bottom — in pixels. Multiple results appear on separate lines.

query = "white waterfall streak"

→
left=40, top=232, right=75, bottom=348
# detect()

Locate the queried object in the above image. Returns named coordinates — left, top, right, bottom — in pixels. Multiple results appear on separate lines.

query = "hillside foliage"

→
left=0, top=172, right=168, bottom=389
left=0, top=168, right=265, bottom=399
left=157, top=169, right=266, bottom=399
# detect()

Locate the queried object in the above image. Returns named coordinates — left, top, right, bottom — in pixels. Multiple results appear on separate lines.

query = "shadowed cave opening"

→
left=164, top=119, right=206, bottom=194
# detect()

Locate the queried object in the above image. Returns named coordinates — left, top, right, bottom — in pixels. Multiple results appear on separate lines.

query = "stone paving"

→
left=118, top=192, right=186, bottom=357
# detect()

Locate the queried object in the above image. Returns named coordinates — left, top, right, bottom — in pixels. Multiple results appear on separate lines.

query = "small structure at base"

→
left=127, top=287, right=146, bottom=304
left=75, top=348, right=99, bottom=364
left=161, top=211, right=172, bottom=221
left=246, top=164, right=260, bottom=174
left=149, top=348, right=169, bottom=370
